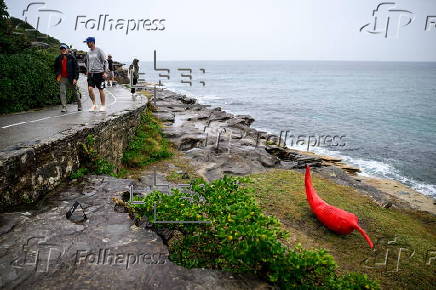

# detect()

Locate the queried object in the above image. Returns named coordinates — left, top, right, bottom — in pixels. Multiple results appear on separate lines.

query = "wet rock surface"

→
left=0, top=175, right=271, bottom=289
left=150, top=91, right=322, bottom=182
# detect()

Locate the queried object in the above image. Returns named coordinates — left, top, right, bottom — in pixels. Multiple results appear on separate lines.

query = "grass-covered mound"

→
left=248, top=169, right=436, bottom=289
left=122, top=108, right=172, bottom=167
left=129, top=176, right=379, bottom=289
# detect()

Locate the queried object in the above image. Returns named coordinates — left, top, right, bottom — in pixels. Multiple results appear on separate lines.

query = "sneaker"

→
left=61, top=106, right=67, bottom=112
left=99, top=105, right=106, bottom=112
left=89, top=104, right=97, bottom=112
left=78, top=106, right=82, bottom=111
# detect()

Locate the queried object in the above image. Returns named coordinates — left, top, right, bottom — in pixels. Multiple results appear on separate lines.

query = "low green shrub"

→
left=129, top=176, right=379, bottom=289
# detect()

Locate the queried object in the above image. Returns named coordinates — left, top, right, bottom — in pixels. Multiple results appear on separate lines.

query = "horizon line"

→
left=117, top=58, right=436, bottom=63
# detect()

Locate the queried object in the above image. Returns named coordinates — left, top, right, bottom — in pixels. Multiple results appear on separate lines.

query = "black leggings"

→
left=131, top=78, right=138, bottom=94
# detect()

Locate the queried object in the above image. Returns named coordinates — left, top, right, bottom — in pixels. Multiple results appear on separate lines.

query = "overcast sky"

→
left=5, top=0, right=436, bottom=61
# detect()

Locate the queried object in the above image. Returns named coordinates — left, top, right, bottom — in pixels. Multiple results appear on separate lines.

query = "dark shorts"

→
left=87, top=72, right=105, bottom=89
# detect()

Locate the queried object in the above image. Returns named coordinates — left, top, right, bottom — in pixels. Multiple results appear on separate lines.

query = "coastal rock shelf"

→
left=149, top=92, right=339, bottom=182
left=150, top=90, right=435, bottom=215
left=0, top=175, right=269, bottom=289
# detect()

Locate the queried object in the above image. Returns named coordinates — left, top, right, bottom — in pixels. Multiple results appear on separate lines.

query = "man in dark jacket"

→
left=54, top=43, right=82, bottom=112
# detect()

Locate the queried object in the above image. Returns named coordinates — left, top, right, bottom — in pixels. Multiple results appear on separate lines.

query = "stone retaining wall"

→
left=0, top=105, right=147, bottom=211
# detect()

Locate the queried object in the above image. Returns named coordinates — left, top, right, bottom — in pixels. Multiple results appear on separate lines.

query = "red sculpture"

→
left=304, top=165, right=374, bottom=248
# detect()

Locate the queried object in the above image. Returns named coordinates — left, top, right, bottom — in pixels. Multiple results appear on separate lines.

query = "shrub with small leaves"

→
left=130, top=176, right=379, bottom=289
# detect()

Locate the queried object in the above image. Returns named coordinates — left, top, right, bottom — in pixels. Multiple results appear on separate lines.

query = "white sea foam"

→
left=307, top=146, right=436, bottom=197
left=161, top=84, right=436, bottom=198
left=271, top=138, right=436, bottom=197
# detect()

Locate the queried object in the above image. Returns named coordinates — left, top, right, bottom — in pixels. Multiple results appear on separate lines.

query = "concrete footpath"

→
left=0, top=77, right=149, bottom=209
left=0, top=76, right=147, bottom=151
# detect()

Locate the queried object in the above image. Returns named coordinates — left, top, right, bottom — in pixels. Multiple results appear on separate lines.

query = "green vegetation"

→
left=248, top=169, right=436, bottom=289
left=0, top=0, right=31, bottom=54
left=129, top=176, right=379, bottom=289
left=70, top=167, right=89, bottom=180
left=0, top=0, right=73, bottom=114
left=71, top=134, right=121, bottom=179
left=122, top=108, right=172, bottom=167
left=0, top=49, right=75, bottom=113
left=71, top=105, right=172, bottom=179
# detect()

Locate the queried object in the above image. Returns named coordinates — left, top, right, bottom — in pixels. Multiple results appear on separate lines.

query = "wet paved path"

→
left=0, top=76, right=147, bottom=151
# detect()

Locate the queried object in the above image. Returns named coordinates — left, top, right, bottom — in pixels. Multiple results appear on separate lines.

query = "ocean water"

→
left=135, top=60, right=436, bottom=197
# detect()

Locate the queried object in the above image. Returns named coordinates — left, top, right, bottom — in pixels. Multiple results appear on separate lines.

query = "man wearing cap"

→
left=54, top=43, right=82, bottom=112
left=84, top=37, right=108, bottom=112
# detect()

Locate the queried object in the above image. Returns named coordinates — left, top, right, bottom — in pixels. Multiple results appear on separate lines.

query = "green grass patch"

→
left=122, top=109, right=172, bottom=167
left=247, top=169, right=436, bottom=289
left=129, top=176, right=378, bottom=289
left=71, top=107, right=173, bottom=180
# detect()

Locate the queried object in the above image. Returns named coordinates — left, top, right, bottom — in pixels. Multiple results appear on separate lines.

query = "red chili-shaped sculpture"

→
left=305, top=165, right=373, bottom=248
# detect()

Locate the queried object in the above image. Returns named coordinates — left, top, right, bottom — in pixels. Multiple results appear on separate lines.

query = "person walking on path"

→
left=106, top=54, right=114, bottom=87
left=54, top=43, right=82, bottom=112
left=84, top=37, right=108, bottom=112
left=129, top=58, right=139, bottom=97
